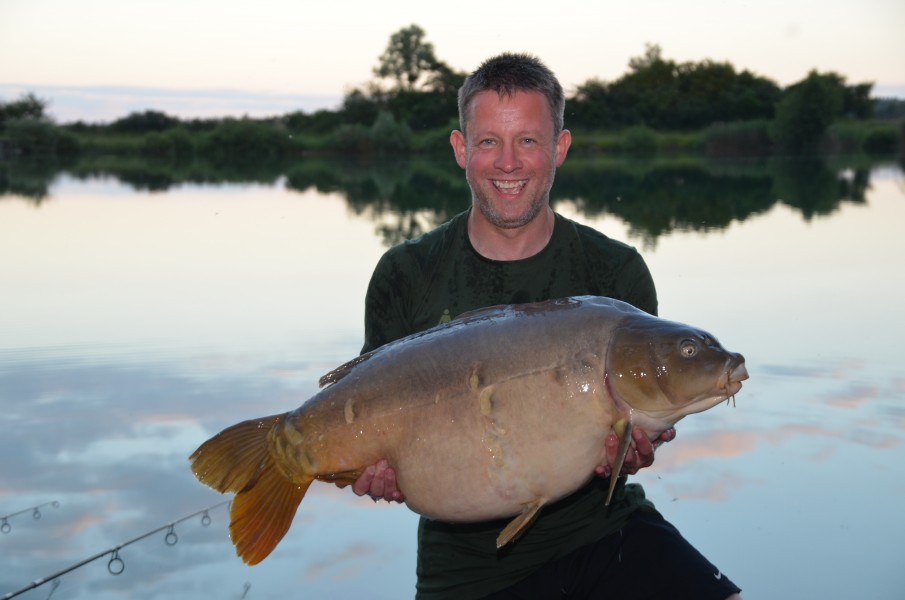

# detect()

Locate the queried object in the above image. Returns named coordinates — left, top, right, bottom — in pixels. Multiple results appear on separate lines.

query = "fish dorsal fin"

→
left=455, top=304, right=509, bottom=321
left=605, top=416, right=634, bottom=506
left=318, top=352, right=375, bottom=387
left=496, top=498, right=546, bottom=549
left=319, top=306, right=506, bottom=388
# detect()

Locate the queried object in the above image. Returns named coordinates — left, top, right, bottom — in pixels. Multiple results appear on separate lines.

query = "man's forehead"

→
left=465, top=90, right=554, bottom=133
left=469, top=88, right=547, bottom=109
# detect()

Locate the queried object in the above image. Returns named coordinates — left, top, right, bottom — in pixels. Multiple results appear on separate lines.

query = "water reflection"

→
left=1, top=154, right=890, bottom=246
left=1, top=158, right=903, bottom=599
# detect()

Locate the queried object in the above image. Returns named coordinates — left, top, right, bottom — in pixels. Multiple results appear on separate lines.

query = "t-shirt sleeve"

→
left=361, top=247, right=416, bottom=354
left=615, top=251, right=658, bottom=317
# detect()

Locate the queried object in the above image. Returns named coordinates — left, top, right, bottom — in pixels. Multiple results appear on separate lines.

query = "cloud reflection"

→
left=304, top=542, right=385, bottom=581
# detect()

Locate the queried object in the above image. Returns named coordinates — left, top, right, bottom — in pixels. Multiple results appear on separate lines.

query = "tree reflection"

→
left=769, top=157, right=868, bottom=219
left=0, top=154, right=884, bottom=246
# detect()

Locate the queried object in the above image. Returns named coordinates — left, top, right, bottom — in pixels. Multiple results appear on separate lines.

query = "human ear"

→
left=450, top=130, right=467, bottom=169
left=555, top=129, right=572, bottom=166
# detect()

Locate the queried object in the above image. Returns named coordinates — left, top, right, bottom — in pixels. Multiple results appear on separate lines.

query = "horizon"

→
left=3, top=80, right=904, bottom=127
left=2, top=0, right=903, bottom=124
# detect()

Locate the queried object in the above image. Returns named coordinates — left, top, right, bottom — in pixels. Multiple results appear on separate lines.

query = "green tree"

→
left=841, top=82, right=874, bottom=119
left=370, top=110, right=412, bottom=154
left=773, top=71, right=845, bottom=152
left=374, top=24, right=441, bottom=90
left=0, top=92, right=48, bottom=126
left=338, top=88, right=382, bottom=127
left=110, top=110, right=180, bottom=134
left=568, top=45, right=779, bottom=131
left=424, top=61, right=466, bottom=95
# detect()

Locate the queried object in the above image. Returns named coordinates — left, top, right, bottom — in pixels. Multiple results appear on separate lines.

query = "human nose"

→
left=493, top=142, right=522, bottom=172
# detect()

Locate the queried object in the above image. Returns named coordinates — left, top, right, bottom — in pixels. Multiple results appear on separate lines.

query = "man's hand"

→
left=336, top=459, right=406, bottom=503
left=595, top=427, right=676, bottom=478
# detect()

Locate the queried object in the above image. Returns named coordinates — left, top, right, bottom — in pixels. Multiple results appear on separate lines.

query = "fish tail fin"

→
left=189, top=413, right=284, bottom=493
left=230, top=462, right=310, bottom=565
left=189, top=413, right=311, bottom=564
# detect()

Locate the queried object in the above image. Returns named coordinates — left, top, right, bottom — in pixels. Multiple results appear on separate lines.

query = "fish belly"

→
left=282, top=298, right=626, bottom=523
left=299, top=359, right=616, bottom=523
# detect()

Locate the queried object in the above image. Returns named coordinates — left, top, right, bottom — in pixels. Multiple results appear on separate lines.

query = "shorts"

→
left=480, top=507, right=741, bottom=600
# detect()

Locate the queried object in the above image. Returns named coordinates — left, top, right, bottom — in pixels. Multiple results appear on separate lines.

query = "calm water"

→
left=1, top=156, right=903, bottom=599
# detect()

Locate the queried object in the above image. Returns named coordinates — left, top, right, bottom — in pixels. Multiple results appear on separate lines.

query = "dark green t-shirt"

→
left=361, top=210, right=659, bottom=599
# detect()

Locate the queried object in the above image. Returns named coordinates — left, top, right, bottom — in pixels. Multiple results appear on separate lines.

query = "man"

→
left=348, top=53, right=742, bottom=600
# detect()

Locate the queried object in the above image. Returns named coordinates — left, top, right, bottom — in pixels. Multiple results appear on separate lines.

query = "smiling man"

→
left=451, top=87, right=570, bottom=259
left=347, top=53, right=742, bottom=600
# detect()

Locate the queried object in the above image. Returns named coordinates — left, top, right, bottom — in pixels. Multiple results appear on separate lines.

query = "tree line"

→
left=1, top=24, right=903, bottom=160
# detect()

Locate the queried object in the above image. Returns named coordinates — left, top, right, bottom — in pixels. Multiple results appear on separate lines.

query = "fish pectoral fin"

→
left=316, top=470, right=362, bottom=486
left=230, top=464, right=311, bottom=565
left=606, top=418, right=634, bottom=506
left=496, top=499, right=546, bottom=549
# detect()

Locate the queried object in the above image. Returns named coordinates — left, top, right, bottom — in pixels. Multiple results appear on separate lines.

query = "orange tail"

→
left=189, top=414, right=311, bottom=565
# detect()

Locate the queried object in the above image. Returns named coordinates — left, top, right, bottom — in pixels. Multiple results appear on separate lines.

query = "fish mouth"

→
left=720, top=358, right=749, bottom=402
left=661, top=356, right=749, bottom=419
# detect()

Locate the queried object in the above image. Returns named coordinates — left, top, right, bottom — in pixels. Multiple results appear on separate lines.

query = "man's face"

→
left=451, top=90, right=571, bottom=229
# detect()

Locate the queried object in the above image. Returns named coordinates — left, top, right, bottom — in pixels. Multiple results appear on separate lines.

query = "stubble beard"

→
left=469, top=167, right=556, bottom=230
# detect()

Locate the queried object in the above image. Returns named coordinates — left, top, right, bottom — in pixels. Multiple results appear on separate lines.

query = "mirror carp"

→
left=189, top=296, right=748, bottom=565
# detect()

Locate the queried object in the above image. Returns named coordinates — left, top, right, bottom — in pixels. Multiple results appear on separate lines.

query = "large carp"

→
left=190, top=296, right=748, bottom=565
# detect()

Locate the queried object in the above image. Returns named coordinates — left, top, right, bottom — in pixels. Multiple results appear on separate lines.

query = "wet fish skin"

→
left=189, top=295, right=748, bottom=565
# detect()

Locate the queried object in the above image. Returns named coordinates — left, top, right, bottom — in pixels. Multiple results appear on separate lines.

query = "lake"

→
left=1, top=154, right=903, bottom=599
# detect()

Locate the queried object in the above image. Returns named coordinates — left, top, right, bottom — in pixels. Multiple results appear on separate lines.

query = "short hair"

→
left=457, top=53, right=565, bottom=136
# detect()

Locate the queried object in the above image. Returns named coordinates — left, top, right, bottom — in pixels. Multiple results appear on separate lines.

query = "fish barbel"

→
left=189, top=296, right=748, bottom=565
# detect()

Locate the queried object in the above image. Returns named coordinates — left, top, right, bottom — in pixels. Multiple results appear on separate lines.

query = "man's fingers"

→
left=370, top=460, right=387, bottom=499
left=632, top=428, right=655, bottom=469
left=352, top=465, right=376, bottom=496
left=383, top=466, right=405, bottom=502
left=655, top=427, right=677, bottom=447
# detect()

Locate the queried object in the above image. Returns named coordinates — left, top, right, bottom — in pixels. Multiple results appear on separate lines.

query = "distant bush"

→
left=110, top=110, right=181, bottom=134
left=370, top=111, right=412, bottom=154
left=197, top=119, right=295, bottom=161
left=385, top=89, right=457, bottom=132
left=141, top=128, right=195, bottom=160
left=284, top=109, right=346, bottom=135
left=331, top=123, right=371, bottom=153
left=622, top=125, right=657, bottom=155
left=704, top=120, right=772, bottom=156
left=863, top=127, right=899, bottom=155
left=3, top=118, right=79, bottom=157
left=824, top=121, right=865, bottom=153
left=412, top=117, right=459, bottom=152
left=824, top=121, right=901, bottom=155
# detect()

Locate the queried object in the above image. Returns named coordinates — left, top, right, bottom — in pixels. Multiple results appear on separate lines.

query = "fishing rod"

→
left=2, top=500, right=230, bottom=599
left=1, top=501, right=60, bottom=534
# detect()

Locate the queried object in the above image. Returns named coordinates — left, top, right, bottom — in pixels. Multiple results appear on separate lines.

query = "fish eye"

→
left=680, top=340, right=697, bottom=358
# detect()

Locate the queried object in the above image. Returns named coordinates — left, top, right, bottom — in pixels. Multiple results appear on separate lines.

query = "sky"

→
left=1, top=0, right=904, bottom=123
